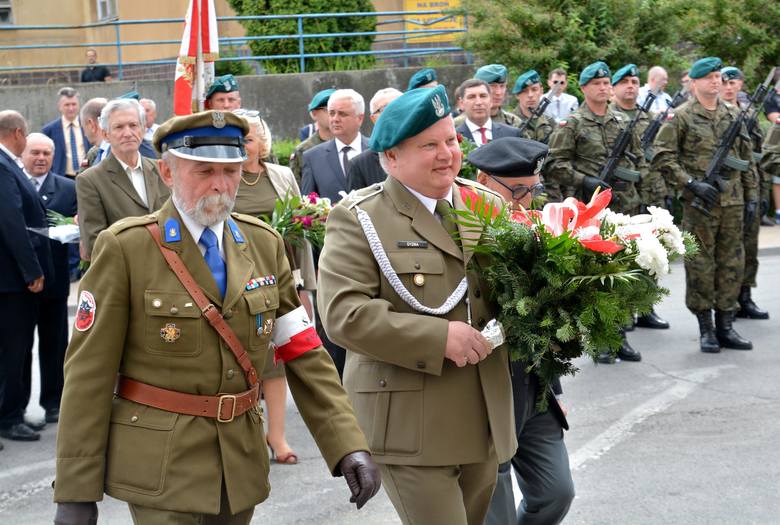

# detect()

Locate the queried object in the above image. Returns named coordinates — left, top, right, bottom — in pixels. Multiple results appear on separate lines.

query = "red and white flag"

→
left=173, top=0, right=219, bottom=115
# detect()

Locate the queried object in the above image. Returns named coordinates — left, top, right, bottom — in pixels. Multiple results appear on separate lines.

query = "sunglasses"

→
left=232, top=109, right=261, bottom=118
left=552, top=80, right=566, bottom=85
left=488, top=176, right=545, bottom=201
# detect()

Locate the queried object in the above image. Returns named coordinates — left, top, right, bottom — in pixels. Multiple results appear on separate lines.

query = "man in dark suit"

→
left=0, top=111, right=53, bottom=443
left=455, top=79, right=522, bottom=146
left=41, top=87, right=91, bottom=178
left=77, top=98, right=170, bottom=259
left=21, top=133, right=77, bottom=424
left=346, top=87, right=402, bottom=192
left=302, top=89, right=369, bottom=204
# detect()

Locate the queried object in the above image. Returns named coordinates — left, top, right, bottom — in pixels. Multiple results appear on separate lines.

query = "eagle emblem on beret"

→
left=432, top=94, right=446, bottom=117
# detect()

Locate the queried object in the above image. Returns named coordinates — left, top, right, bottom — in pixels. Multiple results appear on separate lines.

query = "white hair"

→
left=25, top=132, right=55, bottom=152
left=369, top=87, right=403, bottom=115
left=377, top=150, right=393, bottom=175
left=98, top=98, right=145, bottom=131
left=140, top=98, right=156, bottom=111
left=328, top=89, right=365, bottom=116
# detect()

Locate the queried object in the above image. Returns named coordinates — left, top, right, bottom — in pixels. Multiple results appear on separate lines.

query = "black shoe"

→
left=24, top=418, right=46, bottom=432
left=636, top=309, right=670, bottom=329
left=596, top=351, right=616, bottom=364
left=45, top=408, right=59, bottom=424
left=0, top=423, right=41, bottom=441
left=736, top=286, right=769, bottom=320
left=715, top=310, right=753, bottom=350
left=617, top=336, right=642, bottom=362
left=695, top=310, right=720, bottom=353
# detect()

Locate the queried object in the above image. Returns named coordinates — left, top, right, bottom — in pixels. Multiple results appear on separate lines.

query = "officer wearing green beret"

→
left=546, top=61, right=645, bottom=363
left=407, top=67, right=438, bottom=90
left=651, top=57, right=758, bottom=352
left=609, top=63, right=671, bottom=330
left=289, top=88, right=335, bottom=184
left=53, top=110, right=380, bottom=524
left=318, top=85, right=516, bottom=525
left=456, top=64, right=523, bottom=128
left=466, top=137, right=575, bottom=525
left=718, top=66, right=771, bottom=320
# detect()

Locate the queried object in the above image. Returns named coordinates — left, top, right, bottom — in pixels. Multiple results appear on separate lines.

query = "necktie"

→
left=478, top=127, right=488, bottom=145
left=556, top=99, right=561, bottom=120
left=198, top=228, right=227, bottom=298
left=341, top=145, right=352, bottom=176
left=435, top=199, right=460, bottom=245
left=29, top=177, right=40, bottom=191
left=69, top=123, right=80, bottom=173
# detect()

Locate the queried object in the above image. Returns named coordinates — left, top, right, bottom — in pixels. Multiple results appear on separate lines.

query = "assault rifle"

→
left=517, top=96, right=551, bottom=138
left=599, top=93, right=655, bottom=187
left=640, top=90, right=686, bottom=160
left=691, top=67, right=776, bottom=216
left=745, top=76, right=780, bottom=142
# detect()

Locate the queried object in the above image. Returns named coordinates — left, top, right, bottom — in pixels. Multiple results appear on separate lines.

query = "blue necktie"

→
left=198, top=228, right=227, bottom=298
left=69, top=123, right=80, bottom=172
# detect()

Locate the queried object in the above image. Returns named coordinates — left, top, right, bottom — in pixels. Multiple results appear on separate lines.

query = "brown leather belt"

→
left=116, top=376, right=260, bottom=423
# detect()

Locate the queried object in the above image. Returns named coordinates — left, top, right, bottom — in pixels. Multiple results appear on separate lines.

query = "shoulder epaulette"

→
left=455, top=177, right=503, bottom=200
left=109, top=213, right=157, bottom=234
left=344, top=183, right=385, bottom=210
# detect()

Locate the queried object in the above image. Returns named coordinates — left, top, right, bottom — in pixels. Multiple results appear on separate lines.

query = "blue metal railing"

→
left=0, top=10, right=469, bottom=77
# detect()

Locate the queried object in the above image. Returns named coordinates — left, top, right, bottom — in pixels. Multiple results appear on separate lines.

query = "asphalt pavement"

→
left=2, top=226, right=780, bottom=525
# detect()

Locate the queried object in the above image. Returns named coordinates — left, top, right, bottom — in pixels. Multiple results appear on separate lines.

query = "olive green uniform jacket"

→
left=54, top=199, right=368, bottom=514
left=761, top=119, right=780, bottom=177
left=76, top=153, right=170, bottom=257
left=317, top=176, right=516, bottom=467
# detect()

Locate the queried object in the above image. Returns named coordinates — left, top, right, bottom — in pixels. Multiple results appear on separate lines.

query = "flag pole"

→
left=195, top=0, right=204, bottom=112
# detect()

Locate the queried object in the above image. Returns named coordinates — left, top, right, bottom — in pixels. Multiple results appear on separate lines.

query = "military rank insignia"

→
left=160, top=323, right=181, bottom=343
left=74, top=291, right=96, bottom=332
left=245, top=275, right=276, bottom=291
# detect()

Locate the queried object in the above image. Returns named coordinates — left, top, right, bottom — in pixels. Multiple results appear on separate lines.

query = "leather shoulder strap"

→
left=146, top=223, right=259, bottom=387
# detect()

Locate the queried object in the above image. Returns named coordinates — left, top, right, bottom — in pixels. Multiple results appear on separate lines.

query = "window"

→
left=97, top=0, right=117, bottom=20
left=0, top=0, right=13, bottom=25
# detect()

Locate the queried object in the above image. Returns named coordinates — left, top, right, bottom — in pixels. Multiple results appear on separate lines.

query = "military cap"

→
left=467, top=137, right=548, bottom=177
left=119, top=90, right=141, bottom=100
left=720, top=66, right=743, bottom=81
left=689, top=57, right=723, bottom=79
left=407, top=68, right=438, bottom=90
left=512, top=70, right=541, bottom=94
left=611, top=64, right=640, bottom=85
left=474, top=64, right=508, bottom=84
left=307, top=88, right=336, bottom=111
left=369, top=85, right=451, bottom=152
left=205, top=74, right=239, bottom=99
left=153, top=110, right=249, bottom=162
left=579, top=61, right=611, bottom=86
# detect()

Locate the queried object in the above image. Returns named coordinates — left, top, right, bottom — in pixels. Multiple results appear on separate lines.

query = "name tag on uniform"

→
left=397, top=240, right=428, bottom=249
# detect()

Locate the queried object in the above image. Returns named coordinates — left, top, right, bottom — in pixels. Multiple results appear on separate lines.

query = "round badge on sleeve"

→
left=75, top=291, right=96, bottom=332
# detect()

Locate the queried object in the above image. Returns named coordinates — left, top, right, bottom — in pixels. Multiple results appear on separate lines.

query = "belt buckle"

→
left=217, top=394, right=237, bottom=423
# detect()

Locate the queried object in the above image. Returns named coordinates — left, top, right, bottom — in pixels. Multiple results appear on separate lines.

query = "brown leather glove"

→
left=53, top=502, right=98, bottom=525
left=337, top=451, right=381, bottom=509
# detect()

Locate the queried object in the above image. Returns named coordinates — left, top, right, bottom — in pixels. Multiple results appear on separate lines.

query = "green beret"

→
left=467, top=137, right=548, bottom=177
left=474, top=64, right=508, bottom=84
left=153, top=110, right=249, bottom=163
left=689, top=57, right=723, bottom=79
left=720, top=66, right=743, bottom=81
left=206, top=74, right=239, bottom=99
left=611, top=64, right=640, bottom=85
left=119, top=90, right=141, bottom=100
left=579, top=61, right=611, bottom=86
left=308, top=88, right=336, bottom=111
left=407, top=68, right=438, bottom=91
left=512, top=70, right=541, bottom=94
left=369, top=85, right=451, bottom=152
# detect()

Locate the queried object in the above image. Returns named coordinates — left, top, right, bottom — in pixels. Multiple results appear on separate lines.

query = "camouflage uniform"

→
left=288, top=132, right=326, bottom=185
left=651, top=98, right=758, bottom=313
left=545, top=103, right=645, bottom=214
left=761, top=118, right=780, bottom=176
left=512, top=106, right=569, bottom=202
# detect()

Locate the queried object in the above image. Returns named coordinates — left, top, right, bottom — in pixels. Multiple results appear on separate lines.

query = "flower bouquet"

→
left=453, top=187, right=697, bottom=410
left=261, top=192, right=331, bottom=250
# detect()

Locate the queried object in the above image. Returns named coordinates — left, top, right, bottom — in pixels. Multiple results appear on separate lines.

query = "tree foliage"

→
left=227, top=0, right=376, bottom=74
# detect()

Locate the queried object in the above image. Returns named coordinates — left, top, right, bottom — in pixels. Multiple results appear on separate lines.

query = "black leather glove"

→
left=760, top=197, right=770, bottom=218
left=338, top=451, right=381, bottom=509
left=686, top=179, right=719, bottom=207
left=54, top=502, right=98, bottom=525
left=744, top=200, right=758, bottom=225
left=582, top=176, right=611, bottom=199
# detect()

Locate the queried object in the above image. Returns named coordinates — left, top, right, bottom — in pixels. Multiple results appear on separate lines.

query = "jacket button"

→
left=474, top=289, right=481, bottom=298
left=223, top=309, right=233, bottom=319
left=152, top=299, right=162, bottom=308
left=379, top=379, right=387, bottom=388
left=413, top=274, right=425, bottom=286
left=414, top=262, right=421, bottom=270
left=478, top=318, right=486, bottom=328
left=265, top=298, right=271, bottom=306
left=416, top=361, right=426, bottom=369
left=130, top=415, right=139, bottom=423
left=169, top=306, right=179, bottom=315
left=226, top=369, right=235, bottom=379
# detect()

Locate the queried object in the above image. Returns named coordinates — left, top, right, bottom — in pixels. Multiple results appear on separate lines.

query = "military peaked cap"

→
left=153, top=110, right=249, bottom=162
left=467, top=137, right=548, bottom=177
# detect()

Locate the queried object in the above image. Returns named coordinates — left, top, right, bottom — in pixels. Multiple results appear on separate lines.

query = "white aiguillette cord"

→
left=354, top=206, right=468, bottom=315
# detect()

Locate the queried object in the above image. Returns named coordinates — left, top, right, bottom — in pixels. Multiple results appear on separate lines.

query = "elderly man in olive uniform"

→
left=609, top=63, right=671, bottom=330
left=318, top=86, right=516, bottom=525
left=546, top=61, right=645, bottom=364
left=720, top=66, right=771, bottom=320
left=53, top=111, right=380, bottom=525
left=471, top=138, right=575, bottom=525
left=289, top=88, right=335, bottom=184
left=651, top=57, right=757, bottom=353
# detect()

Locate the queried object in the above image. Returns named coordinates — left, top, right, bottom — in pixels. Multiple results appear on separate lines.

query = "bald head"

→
left=80, top=97, right=108, bottom=144
left=647, top=66, right=668, bottom=91
left=22, top=132, right=55, bottom=176
left=0, top=110, right=28, bottom=156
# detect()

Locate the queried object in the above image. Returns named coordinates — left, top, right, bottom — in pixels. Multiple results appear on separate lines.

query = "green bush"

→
left=215, top=45, right=255, bottom=77
left=272, top=138, right=299, bottom=167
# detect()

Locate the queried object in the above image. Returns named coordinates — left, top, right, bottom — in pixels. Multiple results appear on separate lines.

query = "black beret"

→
left=467, top=137, right=548, bottom=177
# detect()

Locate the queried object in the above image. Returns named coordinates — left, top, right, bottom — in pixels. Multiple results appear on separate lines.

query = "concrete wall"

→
left=2, top=64, right=475, bottom=141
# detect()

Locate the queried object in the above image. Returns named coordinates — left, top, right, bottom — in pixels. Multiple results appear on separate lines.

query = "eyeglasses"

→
left=489, top=176, right=545, bottom=201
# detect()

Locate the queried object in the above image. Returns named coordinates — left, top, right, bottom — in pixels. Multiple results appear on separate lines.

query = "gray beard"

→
left=172, top=191, right=235, bottom=227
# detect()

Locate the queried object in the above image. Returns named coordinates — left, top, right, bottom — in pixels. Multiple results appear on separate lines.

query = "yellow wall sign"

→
left=403, top=0, right=463, bottom=44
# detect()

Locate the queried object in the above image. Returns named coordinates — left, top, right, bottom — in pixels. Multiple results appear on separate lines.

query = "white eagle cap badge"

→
left=432, top=94, right=446, bottom=117
left=534, top=156, right=545, bottom=175
left=212, top=111, right=226, bottom=129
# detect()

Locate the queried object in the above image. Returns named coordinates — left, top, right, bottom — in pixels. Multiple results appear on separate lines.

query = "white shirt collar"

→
left=0, top=143, right=23, bottom=168
left=334, top=134, right=363, bottom=154
left=24, top=169, right=48, bottom=189
left=465, top=118, right=492, bottom=133
left=401, top=183, right=453, bottom=216
left=173, top=199, right=226, bottom=256
left=115, top=153, right=143, bottom=173
left=61, top=115, right=80, bottom=128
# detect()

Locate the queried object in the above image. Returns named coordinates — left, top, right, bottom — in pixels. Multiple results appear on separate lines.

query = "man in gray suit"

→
left=455, top=79, right=522, bottom=146
left=76, top=98, right=169, bottom=258
left=301, top=89, right=369, bottom=203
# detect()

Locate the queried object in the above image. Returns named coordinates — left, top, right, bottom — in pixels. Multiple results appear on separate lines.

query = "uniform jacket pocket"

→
left=144, top=290, right=202, bottom=357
